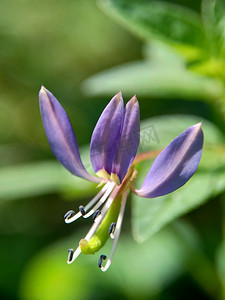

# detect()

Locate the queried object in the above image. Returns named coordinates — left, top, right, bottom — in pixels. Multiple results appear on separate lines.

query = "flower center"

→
left=79, top=164, right=138, bottom=254
left=64, top=164, right=138, bottom=271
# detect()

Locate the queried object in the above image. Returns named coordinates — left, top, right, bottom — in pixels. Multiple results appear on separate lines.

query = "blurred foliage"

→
left=19, top=222, right=201, bottom=300
left=83, top=42, right=224, bottom=102
left=0, top=0, right=141, bottom=157
left=1, top=0, right=225, bottom=299
left=84, top=0, right=225, bottom=123
left=0, top=147, right=96, bottom=202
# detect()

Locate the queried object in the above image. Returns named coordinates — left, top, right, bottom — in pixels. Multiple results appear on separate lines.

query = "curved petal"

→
left=90, top=92, right=124, bottom=176
left=111, top=96, right=140, bottom=183
left=39, top=86, right=100, bottom=183
left=135, top=123, right=203, bottom=198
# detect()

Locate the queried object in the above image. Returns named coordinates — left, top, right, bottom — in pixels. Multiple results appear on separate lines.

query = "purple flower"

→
left=39, top=86, right=203, bottom=271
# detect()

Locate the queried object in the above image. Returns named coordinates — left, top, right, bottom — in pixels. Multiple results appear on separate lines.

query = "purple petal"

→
left=111, top=96, right=140, bottom=183
left=135, top=123, right=203, bottom=198
left=39, top=86, right=100, bottom=183
left=90, top=92, right=124, bottom=175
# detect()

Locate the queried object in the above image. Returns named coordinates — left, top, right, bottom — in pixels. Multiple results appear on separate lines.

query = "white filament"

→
left=65, top=182, right=110, bottom=224
left=84, top=182, right=118, bottom=241
left=101, top=190, right=129, bottom=272
left=83, top=181, right=115, bottom=218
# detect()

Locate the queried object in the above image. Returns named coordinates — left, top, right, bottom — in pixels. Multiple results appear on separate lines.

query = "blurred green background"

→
left=1, top=0, right=225, bottom=299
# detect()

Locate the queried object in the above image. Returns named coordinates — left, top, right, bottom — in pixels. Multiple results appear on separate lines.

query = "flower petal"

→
left=135, top=123, right=203, bottom=198
left=90, top=92, right=124, bottom=176
left=111, top=96, right=140, bottom=183
left=39, top=86, right=100, bottom=183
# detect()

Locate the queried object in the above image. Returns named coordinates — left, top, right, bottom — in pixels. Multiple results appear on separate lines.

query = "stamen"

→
left=84, top=182, right=118, bottom=241
left=64, top=210, right=75, bottom=221
left=67, top=246, right=81, bottom=264
left=83, top=181, right=115, bottom=219
left=64, top=182, right=110, bottom=224
left=84, top=181, right=110, bottom=212
left=109, top=222, right=116, bottom=239
left=66, top=182, right=117, bottom=265
left=79, top=205, right=86, bottom=216
left=67, top=249, right=74, bottom=262
left=98, top=254, right=107, bottom=268
left=100, top=190, right=129, bottom=272
left=92, top=210, right=101, bottom=221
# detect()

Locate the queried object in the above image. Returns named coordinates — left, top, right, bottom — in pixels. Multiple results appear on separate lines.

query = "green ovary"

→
left=79, top=194, right=122, bottom=255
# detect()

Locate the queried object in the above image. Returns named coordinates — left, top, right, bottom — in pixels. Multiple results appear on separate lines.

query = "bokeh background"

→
left=1, top=0, right=225, bottom=299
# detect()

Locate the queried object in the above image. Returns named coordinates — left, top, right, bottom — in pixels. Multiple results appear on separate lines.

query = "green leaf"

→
left=216, top=241, right=225, bottom=297
left=110, top=223, right=194, bottom=297
left=100, top=0, right=207, bottom=52
left=216, top=194, right=225, bottom=297
left=215, top=0, right=225, bottom=58
left=143, top=41, right=185, bottom=65
left=132, top=115, right=225, bottom=242
left=139, top=115, right=225, bottom=151
left=201, top=0, right=225, bottom=58
left=201, top=0, right=218, bottom=55
left=0, top=161, right=96, bottom=201
left=0, top=144, right=100, bottom=201
left=82, top=59, right=224, bottom=101
left=132, top=169, right=225, bottom=243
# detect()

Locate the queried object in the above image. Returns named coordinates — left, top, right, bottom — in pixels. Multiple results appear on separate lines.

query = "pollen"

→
left=96, top=168, right=110, bottom=181
left=110, top=173, right=120, bottom=185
